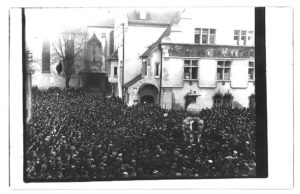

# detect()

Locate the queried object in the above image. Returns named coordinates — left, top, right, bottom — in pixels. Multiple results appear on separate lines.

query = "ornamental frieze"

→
left=163, top=44, right=254, bottom=58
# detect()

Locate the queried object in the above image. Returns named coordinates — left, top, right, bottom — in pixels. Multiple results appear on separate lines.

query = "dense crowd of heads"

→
left=25, top=87, right=256, bottom=181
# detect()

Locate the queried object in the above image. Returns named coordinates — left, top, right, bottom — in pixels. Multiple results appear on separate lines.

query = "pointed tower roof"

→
left=88, top=33, right=102, bottom=46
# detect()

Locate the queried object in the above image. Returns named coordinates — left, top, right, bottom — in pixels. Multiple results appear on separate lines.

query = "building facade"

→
left=117, top=8, right=255, bottom=109
left=110, top=9, right=179, bottom=98
left=30, top=8, right=255, bottom=109
left=31, top=21, right=115, bottom=91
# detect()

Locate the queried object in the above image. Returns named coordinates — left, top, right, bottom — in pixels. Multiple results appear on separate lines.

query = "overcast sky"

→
left=25, top=7, right=254, bottom=61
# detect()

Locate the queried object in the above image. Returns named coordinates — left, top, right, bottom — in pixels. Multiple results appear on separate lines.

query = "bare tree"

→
left=52, top=28, right=88, bottom=88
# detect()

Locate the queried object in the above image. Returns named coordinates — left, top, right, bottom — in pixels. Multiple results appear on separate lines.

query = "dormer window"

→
left=139, top=10, right=147, bottom=20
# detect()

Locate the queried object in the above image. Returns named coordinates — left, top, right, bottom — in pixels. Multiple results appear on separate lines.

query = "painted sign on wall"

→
left=163, top=44, right=254, bottom=58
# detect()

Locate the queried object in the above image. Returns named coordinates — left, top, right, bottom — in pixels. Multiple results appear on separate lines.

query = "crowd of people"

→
left=25, top=87, right=256, bottom=181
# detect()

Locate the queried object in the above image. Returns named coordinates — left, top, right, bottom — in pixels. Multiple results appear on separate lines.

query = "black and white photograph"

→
left=6, top=2, right=294, bottom=190
left=22, top=7, right=263, bottom=182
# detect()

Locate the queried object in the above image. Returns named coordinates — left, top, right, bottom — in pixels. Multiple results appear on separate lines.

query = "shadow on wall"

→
left=232, top=101, right=244, bottom=109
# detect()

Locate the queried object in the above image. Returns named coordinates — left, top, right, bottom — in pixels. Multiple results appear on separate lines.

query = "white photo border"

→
left=7, top=2, right=294, bottom=190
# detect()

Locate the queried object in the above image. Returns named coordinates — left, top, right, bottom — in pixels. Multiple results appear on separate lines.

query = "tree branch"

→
left=74, top=38, right=84, bottom=59
left=58, top=39, right=65, bottom=59
left=52, top=43, right=63, bottom=59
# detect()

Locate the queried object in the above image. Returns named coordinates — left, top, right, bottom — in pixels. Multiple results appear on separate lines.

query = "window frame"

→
left=234, top=30, right=247, bottom=45
left=248, top=31, right=254, bottom=42
left=139, top=10, right=147, bottom=20
left=194, top=28, right=216, bottom=45
left=249, top=95, right=256, bottom=109
left=155, top=62, right=160, bottom=77
left=209, top=29, right=216, bottom=44
left=234, top=30, right=240, bottom=45
left=223, top=95, right=233, bottom=108
left=241, top=30, right=247, bottom=45
left=202, top=28, right=209, bottom=44
left=183, top=59, right=198, bottom=81
left=194, top=28, right=201, bottom=44
left=143, top=61, right=148, bottom=76
left=213, top=94, right=233, bottom=109
left=92, top=46, right=96, bottom=62
left=248, top=61, right=255, bottom=81
left=113, top=66, right=118, bottom=77
left=217, top=60, right=231, bottom=81
left=213, top=98, right=222, bottom=108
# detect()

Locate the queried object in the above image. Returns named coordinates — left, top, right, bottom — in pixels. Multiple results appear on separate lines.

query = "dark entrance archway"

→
left=79, top=72, right=106, bottom=92
left=138, top=84, right=158, bottom=105
left=140, top=95, right=154, bottom=104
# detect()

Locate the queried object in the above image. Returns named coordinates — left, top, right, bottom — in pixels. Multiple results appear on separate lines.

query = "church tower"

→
left=86, top=33, right=103, bottom=70
left=79, top=33, right=107, bottom=92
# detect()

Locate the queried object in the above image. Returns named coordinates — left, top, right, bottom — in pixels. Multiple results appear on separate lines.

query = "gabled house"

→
left=119, top=8, right=255, bottom=109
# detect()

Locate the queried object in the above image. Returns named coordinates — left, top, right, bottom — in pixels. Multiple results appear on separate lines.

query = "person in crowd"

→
left=182, top=113, right=204, bottom=144
left=25, top=87, right=256, bottom=181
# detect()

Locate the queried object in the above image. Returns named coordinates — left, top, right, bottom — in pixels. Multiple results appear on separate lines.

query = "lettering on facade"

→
left=166, top=44, right=254, bottom=58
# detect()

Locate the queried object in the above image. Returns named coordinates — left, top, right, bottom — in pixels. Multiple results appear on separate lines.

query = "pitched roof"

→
left=140, top=24, right=172, bottom=58
left=107, top=50, right=118, bottom=60
left=127, top=9, right=180, bottom=25
left=140, top=11, right=181, bottom=58
left=124, top=74, right=143, bottom=88
left=88, top=33, right=101, bottom=46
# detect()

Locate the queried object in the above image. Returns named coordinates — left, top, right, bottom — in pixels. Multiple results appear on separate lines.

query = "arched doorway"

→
left=138, top=84, right=158, bottom=104
left=141, top=95, right=154, bottom=104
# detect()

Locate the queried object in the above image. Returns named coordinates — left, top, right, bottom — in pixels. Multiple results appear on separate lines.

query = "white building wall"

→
left=31, top=62, right=80, bottom=89
left=123, top=25, right=167, bottom=84
left=116, top=7, right=255, bottom=107
left=126, top=49, right=161, bottom=106
left=168, top=7, right=254, bottom=46
left=158, top=7, right=255, bottom=109
left=198, top=59, right=217, bottom=88
left=109, top=60, right=118, bottom=83
left=145, top=49, right=162, bottom=79
left=230, top=60, right=250, bottom=88
left=170, top=80, right=255, bottom=110
left=160, top=57, right=255, bottom=109
left=32, top=28, right=111, bottom=90
left=161, top=57, right=184, bottom=87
